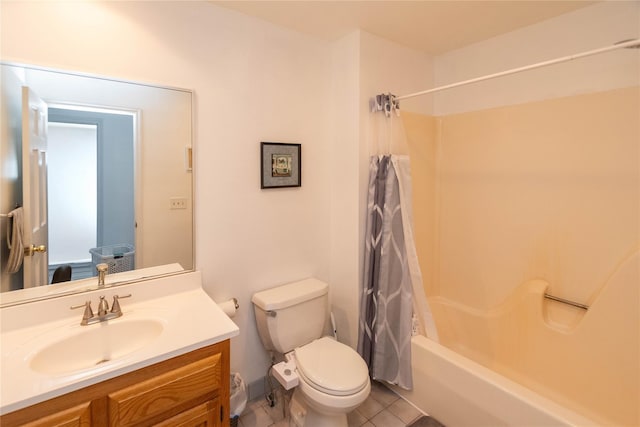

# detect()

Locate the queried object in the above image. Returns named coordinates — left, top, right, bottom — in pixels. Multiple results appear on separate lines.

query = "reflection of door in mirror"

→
left=22, top=86, right=49, bottom=289
left=47, top=107, right=135, bottom=282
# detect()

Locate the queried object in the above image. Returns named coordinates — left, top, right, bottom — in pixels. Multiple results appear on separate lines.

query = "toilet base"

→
left=289, top=388, right=348, bottom=427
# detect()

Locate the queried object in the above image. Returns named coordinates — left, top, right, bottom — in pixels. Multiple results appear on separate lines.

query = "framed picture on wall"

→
left=260, top=142, right=301, bottom=189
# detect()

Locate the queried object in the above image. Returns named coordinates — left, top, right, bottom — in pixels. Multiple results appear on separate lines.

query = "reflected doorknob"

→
left=24, top=244, right=46, bottom=256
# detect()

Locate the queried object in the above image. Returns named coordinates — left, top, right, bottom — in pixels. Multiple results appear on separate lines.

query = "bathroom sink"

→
left=29, top=319, right=164, bottom=375
left=1, top=271, right=240, bottom=415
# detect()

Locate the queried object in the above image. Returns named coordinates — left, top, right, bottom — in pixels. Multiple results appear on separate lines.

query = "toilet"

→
left=252, top=278, right=370, bottom=427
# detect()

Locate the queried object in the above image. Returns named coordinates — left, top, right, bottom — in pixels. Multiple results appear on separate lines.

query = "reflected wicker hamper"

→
left=89, top=244, right=135, bottom=275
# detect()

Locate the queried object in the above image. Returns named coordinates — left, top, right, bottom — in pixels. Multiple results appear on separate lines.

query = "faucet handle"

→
left=110, top=294, right=132, bottom=316
left=71, top=301, right=94, bottom=325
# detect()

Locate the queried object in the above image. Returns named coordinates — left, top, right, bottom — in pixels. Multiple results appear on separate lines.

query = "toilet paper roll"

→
left=218, top=298, right=238, bottom=318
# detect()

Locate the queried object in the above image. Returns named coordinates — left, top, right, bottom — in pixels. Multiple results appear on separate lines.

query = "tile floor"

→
left=237, top=380, right=425, bottom=427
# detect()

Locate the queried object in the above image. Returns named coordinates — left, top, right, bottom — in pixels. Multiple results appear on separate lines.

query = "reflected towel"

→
left=6, top=207, right=24, bottom=274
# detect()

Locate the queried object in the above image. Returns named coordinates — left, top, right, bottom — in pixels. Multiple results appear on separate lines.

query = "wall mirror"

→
left=0, top=63, right=194, bottom=306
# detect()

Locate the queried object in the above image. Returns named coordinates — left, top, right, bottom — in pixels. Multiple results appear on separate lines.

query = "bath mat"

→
left=407, top=415, right=446, bottom=427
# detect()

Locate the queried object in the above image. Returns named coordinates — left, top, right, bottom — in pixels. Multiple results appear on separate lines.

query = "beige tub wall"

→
left=436, top=86, right=639, bottom=311
left=428, top=251, right=639, bottom=426
left=401, top=112, right=439, bottom=299
left=401, top=86, right=640, bottom=312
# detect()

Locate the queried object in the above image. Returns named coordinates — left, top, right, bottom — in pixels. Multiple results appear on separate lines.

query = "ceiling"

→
left=213, top=1, right=595, bottom=54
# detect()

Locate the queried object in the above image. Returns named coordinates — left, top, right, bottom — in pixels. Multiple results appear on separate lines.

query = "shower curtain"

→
left=357, top=96, right=438, bottom=390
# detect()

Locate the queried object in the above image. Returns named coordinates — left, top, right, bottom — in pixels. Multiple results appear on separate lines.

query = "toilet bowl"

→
left=290, top=337, right=370, bottom=426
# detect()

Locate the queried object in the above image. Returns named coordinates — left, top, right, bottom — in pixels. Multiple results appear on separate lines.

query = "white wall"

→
left=434, top=1, right=640, bottom=115
left=327, top=30, right=435, bottom=349
left=328, top=31, right=361, bottom=348
left=1, top=1, right=332, bottom=389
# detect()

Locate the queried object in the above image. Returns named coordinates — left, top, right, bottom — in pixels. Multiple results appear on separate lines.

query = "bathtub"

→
left=395, top=252, right=639, bottom=426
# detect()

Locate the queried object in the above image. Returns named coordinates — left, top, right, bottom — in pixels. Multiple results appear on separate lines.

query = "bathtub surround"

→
left=396, top=3, right=638, bottom=422
left=406, top=86, right=640, bottom=310
left=402, top=87, right=639, bottom=426
left=429, top=255, right=638, bottom=425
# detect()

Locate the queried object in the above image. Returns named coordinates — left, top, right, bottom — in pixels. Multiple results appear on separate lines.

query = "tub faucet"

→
left=97, top=263, right=108, bottom=287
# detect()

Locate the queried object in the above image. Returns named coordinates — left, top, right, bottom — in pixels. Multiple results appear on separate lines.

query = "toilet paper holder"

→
left=218, top=297, right=240, bottom=318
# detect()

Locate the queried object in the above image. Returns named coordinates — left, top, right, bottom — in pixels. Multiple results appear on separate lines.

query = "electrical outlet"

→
left=170, top=197, right=187, bottom=209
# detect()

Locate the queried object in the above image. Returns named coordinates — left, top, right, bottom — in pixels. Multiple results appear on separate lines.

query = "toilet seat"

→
left=296, top=373, right=371, bottom=413
left=294, top=337, right=369, bottom=396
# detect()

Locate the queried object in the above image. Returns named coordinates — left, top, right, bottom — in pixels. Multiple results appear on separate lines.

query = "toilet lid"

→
left=295, top=337, right=369, bottom=396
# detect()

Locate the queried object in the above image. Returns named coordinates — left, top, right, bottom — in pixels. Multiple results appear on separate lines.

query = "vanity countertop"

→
left=0, top=271, right=239, bottom=415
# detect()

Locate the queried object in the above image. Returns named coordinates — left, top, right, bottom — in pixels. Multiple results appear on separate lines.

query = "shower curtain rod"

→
left=394, top=38, right=640, bottom=101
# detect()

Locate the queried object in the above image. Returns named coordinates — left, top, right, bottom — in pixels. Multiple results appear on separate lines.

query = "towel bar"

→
left=544, top=293, right=589, bottom=310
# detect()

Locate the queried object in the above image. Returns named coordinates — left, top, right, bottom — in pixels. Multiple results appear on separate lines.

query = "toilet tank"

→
left=252, top=278, right=328, bottom=354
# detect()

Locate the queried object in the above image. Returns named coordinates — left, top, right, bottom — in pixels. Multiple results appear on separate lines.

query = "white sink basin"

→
left=29, top=319, right=164, bottom=375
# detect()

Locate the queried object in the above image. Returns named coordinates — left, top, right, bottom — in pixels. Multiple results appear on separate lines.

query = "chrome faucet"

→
left=97, top=263, right=108, bottom=287
left=71, top=294, right=132, bottom=326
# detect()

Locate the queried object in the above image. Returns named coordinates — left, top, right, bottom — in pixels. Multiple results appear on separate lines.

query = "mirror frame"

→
left=0, top=62, right=195, bottom=308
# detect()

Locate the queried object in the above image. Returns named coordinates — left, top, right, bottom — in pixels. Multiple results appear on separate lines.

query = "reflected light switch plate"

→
left=170, top=197, right=187, bottom=209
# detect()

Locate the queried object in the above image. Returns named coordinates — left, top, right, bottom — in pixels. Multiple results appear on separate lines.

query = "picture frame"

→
left=260, top=142, right=301, bottom=189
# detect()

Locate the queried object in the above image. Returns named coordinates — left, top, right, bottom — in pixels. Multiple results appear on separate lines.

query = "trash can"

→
left=230, top=372, right=247, bottom=426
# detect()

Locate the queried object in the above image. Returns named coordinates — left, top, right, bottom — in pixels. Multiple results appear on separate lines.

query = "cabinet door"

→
left=22, top=402, right=91, bottom=427
left=108, top=353, right=222, bottom=426
left=153, top=399, right=220, bottom=427
left=0, top=341, right=229, bottom=427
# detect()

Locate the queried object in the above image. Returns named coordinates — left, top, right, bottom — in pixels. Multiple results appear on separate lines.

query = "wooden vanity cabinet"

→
left=0, top=340, right=230, bottom=427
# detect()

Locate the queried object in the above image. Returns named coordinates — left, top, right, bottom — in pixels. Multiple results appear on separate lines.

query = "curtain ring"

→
left=384, top=95, right=392, bottom=118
